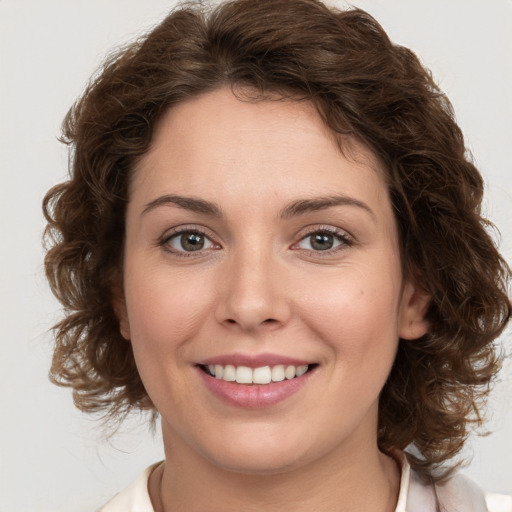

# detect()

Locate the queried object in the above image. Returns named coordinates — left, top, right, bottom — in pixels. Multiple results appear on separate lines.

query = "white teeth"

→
left=207, top=363, right=311, bottom=384
left=223, top=364, right=236, bottom=382
left=236, top=366, right=253, bottom=384
left=296, top=365, right=308, bottom=377
left=253, top=366, right=272, bottom=384
left=271, top=365, right=285, bottom=382
left=284, top=365, right=296, bottom=380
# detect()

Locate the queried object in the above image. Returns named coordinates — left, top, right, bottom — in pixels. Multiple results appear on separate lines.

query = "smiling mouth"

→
left=199, top=364, right=317, bottom=385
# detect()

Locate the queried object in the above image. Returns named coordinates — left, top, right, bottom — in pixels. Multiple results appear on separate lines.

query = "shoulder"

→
left=405, top=462, right=512, bottom=512
left=435, top=474, right=512, bottom=512
left=97, top=463, right=160, bottom=512
left=398, top=453, right=492, bottom=512
left=435, top=472, right=488, bottom=512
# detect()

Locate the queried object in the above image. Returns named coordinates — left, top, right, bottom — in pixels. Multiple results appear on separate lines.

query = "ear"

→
left=111, top=284, right=131, bottom=341
left=398, top=279, right=430, bottom=340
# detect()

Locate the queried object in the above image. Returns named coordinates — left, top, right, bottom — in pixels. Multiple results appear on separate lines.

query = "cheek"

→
left=123, top=263, right=213, bottom=360
left=123, top=264, right=215, bottom=413
left=298, top=266, right=403, bottom=359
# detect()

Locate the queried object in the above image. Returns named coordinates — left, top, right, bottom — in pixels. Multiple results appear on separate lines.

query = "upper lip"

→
left=197, top=353, right=313, bottom=368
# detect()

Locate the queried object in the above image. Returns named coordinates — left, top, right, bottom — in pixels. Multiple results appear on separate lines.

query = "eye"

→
left=295, top=229, right=352, bottom=252
left=164, top=230, right=216, bottom=253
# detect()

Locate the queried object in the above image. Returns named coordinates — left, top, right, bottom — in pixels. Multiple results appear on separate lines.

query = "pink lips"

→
left=196, top=353, right=315, bottom=408
left=198, top=353, right=310, bottom=368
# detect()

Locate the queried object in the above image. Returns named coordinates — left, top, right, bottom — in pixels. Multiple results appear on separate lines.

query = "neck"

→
left=150, top=425, right=400, bottom=512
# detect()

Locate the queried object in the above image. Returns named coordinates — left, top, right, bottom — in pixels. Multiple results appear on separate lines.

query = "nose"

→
left=214, top=246, right=291, bottom=332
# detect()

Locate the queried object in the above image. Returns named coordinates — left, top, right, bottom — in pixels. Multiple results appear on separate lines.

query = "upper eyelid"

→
left=161, top=225, right=216, bottom=241
left=158, top=225, right=220, bottom=253
left=296, top=224, right=353, bottom=241
left=291, top=225, right=355, bottom=252
left=157, top=224, right=353, bottom=250
left=158, top=228, right=221, bottom=258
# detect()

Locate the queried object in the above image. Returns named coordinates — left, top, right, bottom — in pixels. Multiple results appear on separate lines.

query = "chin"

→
left=208, top=449, right=305, bottom=476
left=198, top=427, right=311, bottom=475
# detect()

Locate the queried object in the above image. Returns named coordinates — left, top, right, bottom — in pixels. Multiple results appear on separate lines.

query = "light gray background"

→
left=1, top=1, right=511, bottom=511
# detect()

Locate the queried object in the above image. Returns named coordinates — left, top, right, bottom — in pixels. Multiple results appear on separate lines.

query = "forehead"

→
left=131, top=87, right=390, bottom=212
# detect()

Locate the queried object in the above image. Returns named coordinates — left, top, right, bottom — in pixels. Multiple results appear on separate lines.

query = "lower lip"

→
left=197, top=368, right=313, bottom=408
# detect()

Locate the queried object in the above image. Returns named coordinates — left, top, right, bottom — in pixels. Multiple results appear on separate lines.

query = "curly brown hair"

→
left=43, top=0, right=510, bottom=480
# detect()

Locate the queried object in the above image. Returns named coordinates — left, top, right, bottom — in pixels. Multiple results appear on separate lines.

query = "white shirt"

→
left=99, top=457, right=510, bottom=512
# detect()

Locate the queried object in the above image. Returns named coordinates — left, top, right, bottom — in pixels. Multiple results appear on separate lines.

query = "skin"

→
left=115, top=88, right=429, bottom=511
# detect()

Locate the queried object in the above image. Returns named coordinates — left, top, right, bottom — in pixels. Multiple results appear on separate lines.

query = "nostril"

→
left=224, top=317, right=277, bottom=326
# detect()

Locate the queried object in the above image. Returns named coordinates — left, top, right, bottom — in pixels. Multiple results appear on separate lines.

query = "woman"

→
left=43, top=0, right=511, bottom=510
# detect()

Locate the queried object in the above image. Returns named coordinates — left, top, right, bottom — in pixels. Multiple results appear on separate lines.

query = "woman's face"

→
left=117, top=88, right=428, bottom=474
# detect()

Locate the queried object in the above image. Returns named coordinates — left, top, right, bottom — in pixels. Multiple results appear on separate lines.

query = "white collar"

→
left=99, top=454, right=490, bottom=512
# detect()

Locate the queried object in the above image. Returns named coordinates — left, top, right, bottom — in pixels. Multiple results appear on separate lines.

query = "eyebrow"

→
left=280, top=195, right=375, bottom=220
left=141, top=193, right=374, bottom=220
left=141, top=194, right=223, bottom=217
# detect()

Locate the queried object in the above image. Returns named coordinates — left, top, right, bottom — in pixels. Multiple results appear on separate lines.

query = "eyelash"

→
left=159, top=227, right=218, bottom=258
left=293, top=226, right=354, bottom=255
left=158, top=225, right=354, bottom=257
